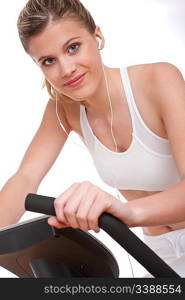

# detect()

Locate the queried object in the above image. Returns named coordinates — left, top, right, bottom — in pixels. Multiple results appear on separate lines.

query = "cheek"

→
left=82, top=56, right=102, bottom=82
left=79, top=44, right=101, bottom=68
left=79, top=48, right=102, bottom=80
left=42, top=68, right=59, bottom=87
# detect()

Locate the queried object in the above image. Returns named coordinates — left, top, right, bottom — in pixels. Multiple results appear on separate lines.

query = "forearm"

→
left=0, top=172, right=39, bottom=228
left=126, top=179, right=185, bottom=227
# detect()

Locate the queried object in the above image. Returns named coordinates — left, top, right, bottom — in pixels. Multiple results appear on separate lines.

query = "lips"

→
left=64, top=73, right=86, bottom=86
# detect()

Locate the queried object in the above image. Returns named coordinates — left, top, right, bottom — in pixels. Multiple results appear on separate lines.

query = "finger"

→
left=76, top=186, right=98, bottom=232
left=62, top=182, right=92, bottom=230
left=76, top=195, right=95, bottom=231
left=86, top=198, right=107, bottom=232
left=63, top=196, right=81, bottom=229
left=54, top=183, right=79, bottom=224
left=47, top=216, right=69, bottom=229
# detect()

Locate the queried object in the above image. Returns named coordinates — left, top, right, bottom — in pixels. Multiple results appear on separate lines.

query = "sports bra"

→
left=79, top=67, right=181, bottom=191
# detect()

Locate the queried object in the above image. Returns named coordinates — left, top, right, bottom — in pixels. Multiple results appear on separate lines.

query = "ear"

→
left=94, top=26, right=105, bottom=50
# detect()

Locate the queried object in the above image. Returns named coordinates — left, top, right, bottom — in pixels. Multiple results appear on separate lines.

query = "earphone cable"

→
left=100, top=58, right=135, bottom=278
left=101, top=62, right=118, bottom=152
left=55, top=56, right=135, bottom=278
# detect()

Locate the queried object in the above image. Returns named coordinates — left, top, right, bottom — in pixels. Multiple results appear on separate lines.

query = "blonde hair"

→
left=17, top=0, right=96, bottom=99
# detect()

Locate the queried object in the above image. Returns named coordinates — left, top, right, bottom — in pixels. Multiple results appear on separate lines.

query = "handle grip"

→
left=25, top=193, right=180, bottom=278
left=25, top=193, right=121, bottom=230
left=25, top=193, right=56, bottom=216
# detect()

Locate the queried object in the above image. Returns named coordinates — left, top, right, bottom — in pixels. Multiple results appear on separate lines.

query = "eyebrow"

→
left=38, top=36, right=81, bottom=62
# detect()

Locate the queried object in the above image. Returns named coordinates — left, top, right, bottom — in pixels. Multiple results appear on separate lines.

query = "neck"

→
left=82, top=66, right=121, bottom=121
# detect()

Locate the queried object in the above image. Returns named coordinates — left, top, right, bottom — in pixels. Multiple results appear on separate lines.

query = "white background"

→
left=0, top=0, right=184, bottom=278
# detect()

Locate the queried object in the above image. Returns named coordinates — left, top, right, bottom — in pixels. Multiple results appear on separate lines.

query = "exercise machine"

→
left=0, top=193, right=180, bottom=278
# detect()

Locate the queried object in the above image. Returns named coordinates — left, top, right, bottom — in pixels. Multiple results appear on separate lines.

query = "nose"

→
left=58, top=56, right=76, bottom=78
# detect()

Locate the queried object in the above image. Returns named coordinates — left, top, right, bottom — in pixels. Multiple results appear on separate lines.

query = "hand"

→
left=47, top=181, right=132, bottom=232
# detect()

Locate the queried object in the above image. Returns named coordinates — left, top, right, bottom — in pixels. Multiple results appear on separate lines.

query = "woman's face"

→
left=28, top=18, right=104, bottom=101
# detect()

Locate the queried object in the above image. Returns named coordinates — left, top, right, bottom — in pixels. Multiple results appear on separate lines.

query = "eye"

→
left=42, top=57, right=55, bottom=66
left=67, top=43, right=80, bottom=54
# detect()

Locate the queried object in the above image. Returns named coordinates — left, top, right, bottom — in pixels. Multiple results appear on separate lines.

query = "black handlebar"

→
left=25, top=193, right=56, bottom=216
left=25, top=193, right=180, bottom=278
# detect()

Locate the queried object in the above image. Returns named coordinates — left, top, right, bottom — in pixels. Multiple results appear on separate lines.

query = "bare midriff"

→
left=119, top=189, right=185, bottom=236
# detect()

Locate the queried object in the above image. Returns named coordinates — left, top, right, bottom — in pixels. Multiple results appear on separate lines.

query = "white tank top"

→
left=79, top=67, right=181, bottom=191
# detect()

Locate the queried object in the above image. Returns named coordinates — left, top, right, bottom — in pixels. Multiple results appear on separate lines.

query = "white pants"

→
left=143, top=228, right=185, bottom=277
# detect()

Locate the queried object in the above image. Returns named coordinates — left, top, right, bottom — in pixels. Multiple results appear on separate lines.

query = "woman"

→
left=0, top=0, right=185, bottom=276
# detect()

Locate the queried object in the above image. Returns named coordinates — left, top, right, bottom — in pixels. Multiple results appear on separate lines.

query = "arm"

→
left=125, top=63, right=185, bottom=227
left=0, top=98, right=70, bottom=227
left=0, top=173, right=38, bottom=227
left=125, top=180, right=185, bottom=227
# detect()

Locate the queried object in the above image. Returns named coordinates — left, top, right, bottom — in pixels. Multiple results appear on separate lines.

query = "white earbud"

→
left=96, top=37, right=102, bottom=50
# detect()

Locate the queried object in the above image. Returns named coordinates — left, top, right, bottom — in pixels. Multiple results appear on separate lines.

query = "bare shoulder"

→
left=146, top=62, right=184, bottom=85
left=147, top=62, right=185, bottom=109
left=134, top=61, right=183, bottom=88
left=127, top=62, right=185, bottom=112
left=127, top=62, right=159, bottom=97
left=126, top=62, right=163, bottom=116
left=127, top=61, right=184, bottom=86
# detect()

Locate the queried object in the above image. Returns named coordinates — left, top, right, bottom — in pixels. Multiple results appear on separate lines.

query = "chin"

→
left=66, top=85, right=96, bottom=102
